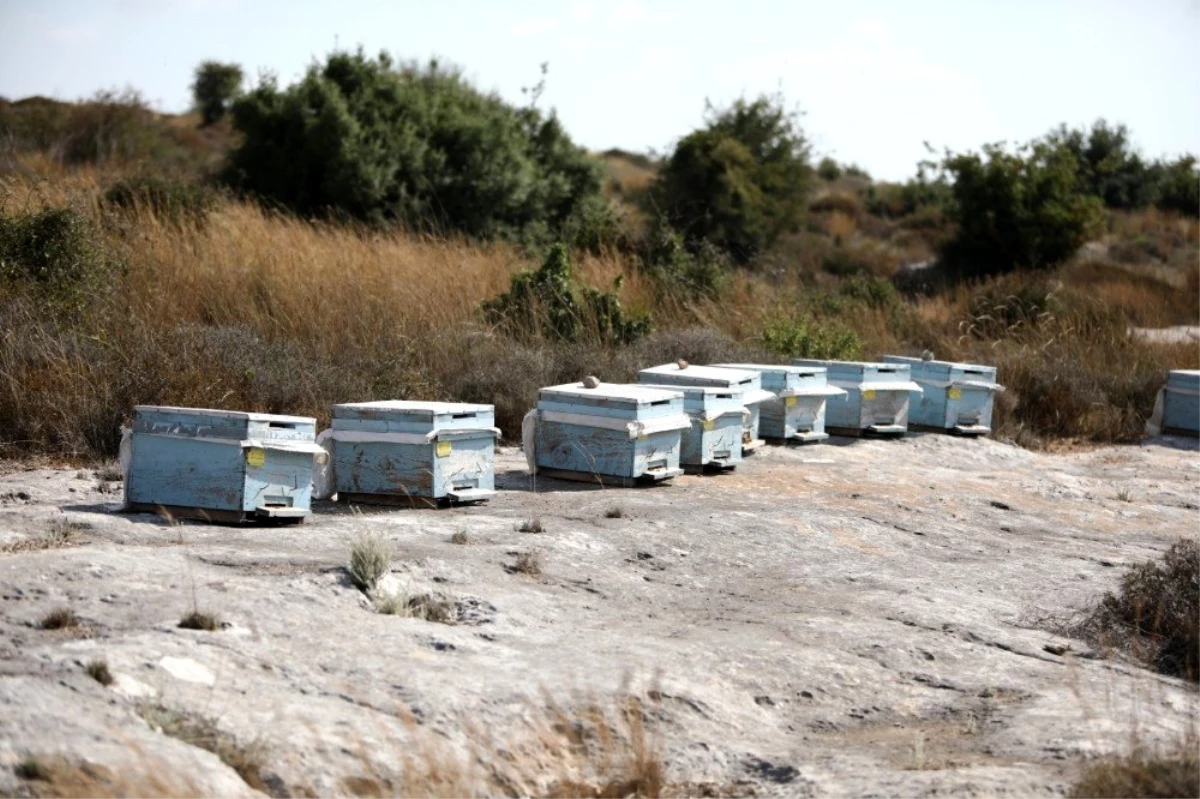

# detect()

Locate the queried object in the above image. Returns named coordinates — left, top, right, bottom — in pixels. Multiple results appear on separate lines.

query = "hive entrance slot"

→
left=650, top=400, right=671, bottom=406
left=717, top=393, right=733, bottom=399
left=451, top=413, right=476, bottom=419
left=268, top=422, right=297, bottom=429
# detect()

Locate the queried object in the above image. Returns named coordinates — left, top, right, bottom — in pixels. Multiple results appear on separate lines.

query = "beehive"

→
left=790, top=359, right=922, bottom=437
left=636, top=363, right=775, bottom=454
left=636, top=384, right=745, bottom=471
left=124, top=406, right=323, bottom=523
left=325, top=401, right=499, bottom=505
left=711, top=363, right=846, bottom=443
left=1163, top=369, right=1200, bottom=436
left=530, top=382, right=689, bottom=486
left=881, top=356, right=1003, bottom=436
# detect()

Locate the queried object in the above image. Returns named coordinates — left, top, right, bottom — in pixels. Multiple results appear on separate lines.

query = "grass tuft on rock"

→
left=178, top=610, right=220, bottom=631
left=348, top=531, right=391, bottom=592
left=40, top=607, right=80, bottom=630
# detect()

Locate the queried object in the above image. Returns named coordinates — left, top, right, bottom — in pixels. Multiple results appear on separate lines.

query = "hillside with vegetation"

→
left=0, top=53, right=1197, bottom=461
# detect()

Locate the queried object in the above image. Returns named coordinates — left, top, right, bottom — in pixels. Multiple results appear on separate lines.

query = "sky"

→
left=1, top=0, right=1197, bottom=181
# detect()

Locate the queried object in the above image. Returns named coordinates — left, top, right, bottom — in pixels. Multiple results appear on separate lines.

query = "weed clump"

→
left=348, top=532, right=391, bottom=592
left=603, top=506, right=626, bottom=519
left=512, top=550, right=543, bottom=576
left=40, top=607, right=80, bottom=630
left=375, top=592, right=456, bottom=624
left=86, top=659, right=114, bottom=686
left=1071, top=538, right=1199, bottom=681
left=1069, top=745, right=1199, bottom=798
left=139, top=703, right=268, bottom=792
left=178, top=611, right=220, bottom=631
left=450, top=529, right=470, bottom=545
left=761, top=312, right=862, bottom=360
left=517, top=518, right=546, bottom=534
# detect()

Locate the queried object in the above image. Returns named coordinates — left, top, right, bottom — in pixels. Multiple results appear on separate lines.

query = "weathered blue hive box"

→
left=326, top=401, right=499, bottom=506
left=882, top=356, right=1003, bottom=436
left=1163, top=369, right=1200, bottom=436
left=791, top=359, right=922, bottom=437
left=124, top=406, right=323, bottom=523
left=530, top=382, right=690, bottom=486
left=711, top=364, right=846, bottom=443
left=636, top=363, right=775, bottom=454
left=636, top=383, right=745, bottom=471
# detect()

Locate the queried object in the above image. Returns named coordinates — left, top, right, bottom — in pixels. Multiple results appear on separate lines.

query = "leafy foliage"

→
left=636, top=222, right=727, bottom=301
left=651, top=94, right=812, bottom=263
left=1045, top=120, right=1158, bottom=210
left=191, top=61, right=243, bottom=126
left=225, top=50, right=604, bottom=239
left=761, top=312, right=862, bottom=360
left=1155, top=155, right=1199, bottom=216
left=482, top=243, right=649, bottom=344
left=0, top=206, right=113, bottom=308
left=938, top=142, right=1105, bottom=278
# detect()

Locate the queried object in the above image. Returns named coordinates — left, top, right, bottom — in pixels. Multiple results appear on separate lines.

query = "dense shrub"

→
left=481, top=243, right=649, bottom=345
left=651, top=94, right=812, bottom=263
left=1045, top=120, right=1159, bottom=210
left=191, top=61, right=243, bottom=127
left=1074, top=539, right=1199, bottom=681
left=225, top=50, right=605, bottom=240
left=938, top=142, right=1105, bottom=279
left=636, top=223, right=728, bottom=301
left=816, top=157, right=841, bottom=181
left=0, top=207, right=112, bottom=308
left=1155, top=155, right=1200, bottom=216
left=760, top=313, right=862, bottom=360
left=838, top=275, right=897, bottom=310
left=103, top=176, right=218, bottom=226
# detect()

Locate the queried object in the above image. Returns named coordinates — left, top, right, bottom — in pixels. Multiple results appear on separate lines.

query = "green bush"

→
left=191, top=61, right=243, bottom=127
left=939, top=142, right=1105, bottom=279
left=650, top=94, right=813, bottom=263
left=838, top=275, right=897, bottom=309
left=816, top=156, right=841, bottom=181
left=225, top=50, right=605, bottom=240
left=481, top=243, right=650, bottom=345
left=761, top=313, right=862, bottom=360
left=636, top=223, right=727, bottom=301
left=1045, top=120, right=1159, bottom=210
left=103, top=176, right=218, bottom=226
left=0, top=207, right=111, bottom=308
left=1156, top=156, right=1199, bottom=216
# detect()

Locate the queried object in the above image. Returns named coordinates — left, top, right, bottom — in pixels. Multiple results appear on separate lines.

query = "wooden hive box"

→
left=531, top=382, right=689, bottom=486
left=327, top=401, right=499, bottom=506
left=882, top=356, right=1003, bottom=436
left=790, top=360, right=922, bottom=437
left=1163, top=369, right=1200, bottom=436
left=124, top=406, right=323, bottom=524
left=711, top=363, right=846, bottom=443
left=636, top=383, right=745, bottom=472
left=636, top=363, right=775, bottom=454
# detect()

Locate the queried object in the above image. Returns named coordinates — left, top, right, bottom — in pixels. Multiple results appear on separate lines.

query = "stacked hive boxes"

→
left=882, top=356, right=1003, bottom=436
left=791, top=359, right=922, bottom=437
left=711, top=364, right=845, bottom=443
left=636, top=363, right=775, bottom=454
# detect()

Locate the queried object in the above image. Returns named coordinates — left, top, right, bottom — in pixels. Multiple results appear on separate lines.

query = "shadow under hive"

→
left=124, top=406, right=323, bottom=524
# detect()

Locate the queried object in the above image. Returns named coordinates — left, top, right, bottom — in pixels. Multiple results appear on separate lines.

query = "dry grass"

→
left=1070, top=741, right=1199, bottom=798
left=375, top=592, right=457, bottom=623
left=39, top=607, right=80, bottom=630
left=450, top=529, right=471, bottom=545
left=1, top=517, right=87, bottom=554
left=85, top=658, right=113, bottom=686
left=603, top=506, right=626, bottom=519
left=138, top=703, right=270, bottom=794
left=512, top=550, right=543, bottom=576
left=348, top=532, right=391, bottom=592
left=518, top=518, right=547, bottom=533
left=177, top=610, right=220, bottom=631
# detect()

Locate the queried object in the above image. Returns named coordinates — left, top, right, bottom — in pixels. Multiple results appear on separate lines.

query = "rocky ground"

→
left=0, top=433, right=1196, bottom=797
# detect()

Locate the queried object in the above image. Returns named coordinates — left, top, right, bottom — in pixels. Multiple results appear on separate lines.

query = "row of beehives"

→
left=118, top=358, right=1196, bottom=525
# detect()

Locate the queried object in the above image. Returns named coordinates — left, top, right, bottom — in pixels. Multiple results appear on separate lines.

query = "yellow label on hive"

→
left=436, top=440, right=452, bottom=457
left=702, top=419, right=715, bottom=431
left=245, top=447, right=266, bottom=468
left=862, top=389, right=876, bottom=400
left=948, top=387, right=963, bottom=399
left=785, top=396, right=798, bottom=408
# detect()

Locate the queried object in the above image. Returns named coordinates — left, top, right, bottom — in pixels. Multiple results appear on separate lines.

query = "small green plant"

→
left=1115, top=489, right=1133, bottom=503
left=40, top=607, right=80, bottom=630
left=14, top=756, right=52, bottom=781
left=603, top=506, right=626, bottom=519
left=513, top=550, right=543, bottom=576
left=86, top=659, right=113, bottom=686
left=838, top=275, right=897, bottom=310
left=348, top=531, right=391, bottom=592
left=761, top=313, right=862, bottom=360
left=375, top=592, right=456, bottom=624
left=450, top=529, right=470, bottom=545
left=517, top=518, right=546, bottom=533
left=178, top=611, right=220, bottom=631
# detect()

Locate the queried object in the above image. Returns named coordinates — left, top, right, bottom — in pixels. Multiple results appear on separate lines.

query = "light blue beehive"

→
left=636, top=363, right=775, bottom=454
left=636, top=383, right=745, bottom=471
left=711, top=364, right=846, bottom=443
left=1163, top=370, right=1200, bottom=436
left=531, top=381, right=690, bottom=486
left=124, top=405, right=323, bottom=523
left=326, top=401, right=499, bottom=506
left=881, top=356, right=1003, bottom=436
left=791, top=359, right=922, bottom=437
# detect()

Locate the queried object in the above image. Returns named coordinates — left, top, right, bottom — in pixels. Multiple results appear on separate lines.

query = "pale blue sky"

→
left=1, top=0, right=1197, bottom=180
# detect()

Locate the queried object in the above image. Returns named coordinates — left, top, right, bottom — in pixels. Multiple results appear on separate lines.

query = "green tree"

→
left=650, top=94, right=812, bottom=263
left=224, top=50, right=604, bottom=240
left=1044, top=120, right=1157, bottom=210
left=939, top=141, right=1104, bottom=278
left=191, top=61, right=243, bottom=127
left=1156, top=155, right=1199, bottom=216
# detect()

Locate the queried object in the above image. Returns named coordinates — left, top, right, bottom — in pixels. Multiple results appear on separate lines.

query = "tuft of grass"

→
left=348, top=531, right=391, bottom=592
left=603, top=505, right=627, bottom=519
left=86, top=658, right=114, bottom=686
left=138, top=703, right=269, bottom=793
left=375, top=592, right=457, bottom=624
left=1069, top=745, right=1199, bottom=798
left=449, top=529, right=470, bottom=545
left=14, top=756, right=52, bottom=781
left=93, top=462, right=123, bottom=482
left=1, top=517, right=87, bottom=553
left=517, top=518, right=546, bottom=534
left=513, top=550, right=543, bottom=576
left=178, top=610, right=220, bottom=631
left=1115, top=489, right=1133, bottom=503
left=1064, top=538, right=1198, bottom=681
left=40, top=607, right=80, bottom=630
